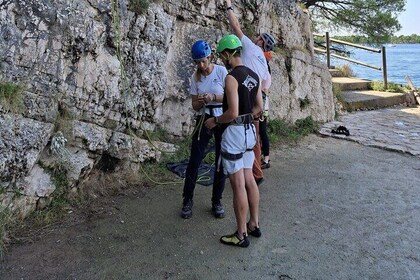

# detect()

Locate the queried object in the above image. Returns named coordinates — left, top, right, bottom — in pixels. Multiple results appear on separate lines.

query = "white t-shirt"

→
left=240, top=35, right=269, bottom=83
left=190, top=64, right=227, bottom=117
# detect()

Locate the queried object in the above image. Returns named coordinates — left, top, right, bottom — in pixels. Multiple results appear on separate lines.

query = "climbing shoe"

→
left=261, top=160, right=270, bottom=169
left=212, top=202, right=225, bottom=218
left=255, top=177, right=264, bottom=186
left=220, top=232, right=249, bottom=248
left=181, top=199, right=193, bottom=219
left=247, top=222, right=262, bottom=238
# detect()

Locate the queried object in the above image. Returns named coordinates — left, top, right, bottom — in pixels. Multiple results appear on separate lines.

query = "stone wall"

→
left=0, top=0, right=334, bottom=217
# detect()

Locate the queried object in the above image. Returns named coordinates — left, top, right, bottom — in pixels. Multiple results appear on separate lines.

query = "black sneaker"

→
left=255, top=177, right=264, bottom=186
left=247, top=222, right=262, bottom=237
left=261, top=160, right=270, bottom=169
left=220, top=232, right=249, bottom=248
left=212, top=202, right=225, bottom=218
left=181, top=199, right=193, bottom=219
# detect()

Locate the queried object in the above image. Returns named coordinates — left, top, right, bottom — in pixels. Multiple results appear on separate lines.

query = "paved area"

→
left=1, top=106, right=419, bottom=280
left=320, top=105, right=420, bottom=157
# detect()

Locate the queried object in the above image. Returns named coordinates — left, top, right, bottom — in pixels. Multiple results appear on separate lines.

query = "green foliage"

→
left=29, top=169, right=72, bottom=227
left=304, top=0, right=405, bottom=43
left=268, top=116, right=319, bottom=144
left=162, top=135, right=191, bottom=164
left=334, top=34, right=420, bottom=44
left=369, top=81, right=407, bottom=93
left=390, top=34, right=420, bottom=44
left=129, top=0, right=150, bottom=15
left=0, top=81, right=24, bottom=114
left=0, top=207, right=12, bottom=259
left=332, top=83, right=344, bottom=103
left=299, top=96, right=311, bottom=109
left=147, top=127, right=174, bottom=143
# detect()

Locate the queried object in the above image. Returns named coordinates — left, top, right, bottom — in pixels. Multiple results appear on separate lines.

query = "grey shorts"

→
left=221, top=124, right=257, bottom=175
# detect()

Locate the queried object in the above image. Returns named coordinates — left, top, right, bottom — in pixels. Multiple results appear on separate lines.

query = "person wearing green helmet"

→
left=205, top=34, right=263, bottom=247
left=224, top=0, right=276, bottom=188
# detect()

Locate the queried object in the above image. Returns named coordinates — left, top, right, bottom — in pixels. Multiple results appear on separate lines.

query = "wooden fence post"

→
left=326, top=32, right=331, bottom=68
left=382, top=46, right=388, bottom=90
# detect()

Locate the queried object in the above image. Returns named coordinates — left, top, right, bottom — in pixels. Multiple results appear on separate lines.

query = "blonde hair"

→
left=193, top=56, right=213, bottom=82
left=194, top=69, right=202, bottom=82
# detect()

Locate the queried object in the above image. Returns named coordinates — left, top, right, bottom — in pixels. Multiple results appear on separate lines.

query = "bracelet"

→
left=214, top=116, right=219, bottom=124
left=226, top=6, right=233, bottom=11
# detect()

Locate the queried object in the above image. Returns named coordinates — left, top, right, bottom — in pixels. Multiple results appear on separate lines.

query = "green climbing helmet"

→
left=216, top=34, right=242, bottom=53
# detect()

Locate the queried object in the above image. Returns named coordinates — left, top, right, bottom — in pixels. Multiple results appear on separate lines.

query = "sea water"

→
left=329, top=44, right=420, bottom=87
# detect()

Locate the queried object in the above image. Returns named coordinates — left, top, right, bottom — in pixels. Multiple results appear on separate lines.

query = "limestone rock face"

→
left=0, top=0, right=333, bottom=216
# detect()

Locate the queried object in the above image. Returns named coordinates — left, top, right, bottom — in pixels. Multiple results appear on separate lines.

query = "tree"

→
left=301, top=0, right=406, bottom=43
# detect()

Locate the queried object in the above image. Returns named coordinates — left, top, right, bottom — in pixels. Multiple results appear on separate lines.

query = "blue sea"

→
left=329, top=44, right=420, bottom=87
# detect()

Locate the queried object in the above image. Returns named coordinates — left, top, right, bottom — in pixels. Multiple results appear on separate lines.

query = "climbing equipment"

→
left=191, top=40, right=212, bottom=60
left=216, top=34, right=242, bottom=53
left=261, top=32, right=276, bottom=51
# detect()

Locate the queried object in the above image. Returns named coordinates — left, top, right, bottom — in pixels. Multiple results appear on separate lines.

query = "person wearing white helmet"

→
left=181, top=40, right=228, bottom=220
left=224, top=0, right=276, bottom=187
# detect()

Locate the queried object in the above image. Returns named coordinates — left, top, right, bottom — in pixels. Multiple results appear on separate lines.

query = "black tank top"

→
left=222, top=65, right=260, bottom=115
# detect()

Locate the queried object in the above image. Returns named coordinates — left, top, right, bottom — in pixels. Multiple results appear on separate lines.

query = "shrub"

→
left=337, top=64, right=353, bottom=77
left=332, top=83, right=344, bottom=103
left=0, top=81, right=24, bottom=114
left=129, top=0, right=150, bottom=15
left=268, top=116, right=319, bottom=145
left=369, top=81, right=407, bottom=93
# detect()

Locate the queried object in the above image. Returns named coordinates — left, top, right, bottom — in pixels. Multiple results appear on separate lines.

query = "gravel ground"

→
left=1, top=134, right=419, bottom=280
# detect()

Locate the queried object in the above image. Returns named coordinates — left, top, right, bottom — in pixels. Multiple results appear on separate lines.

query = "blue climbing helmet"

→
left=191, top=40, right=212, bottom=60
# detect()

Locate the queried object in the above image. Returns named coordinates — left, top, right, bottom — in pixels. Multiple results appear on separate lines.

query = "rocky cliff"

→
left=0, top=0, right=334, bottom=217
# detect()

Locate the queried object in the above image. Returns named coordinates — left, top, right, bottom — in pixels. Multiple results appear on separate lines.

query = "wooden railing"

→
left=313, top=32, right=388, bottom=89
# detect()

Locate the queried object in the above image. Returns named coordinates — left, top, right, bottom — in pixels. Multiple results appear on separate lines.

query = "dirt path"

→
left=1, top=135, right=420, bottom=280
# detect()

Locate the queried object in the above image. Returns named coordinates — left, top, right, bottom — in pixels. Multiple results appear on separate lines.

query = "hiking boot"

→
left=212, top=202, right=225, bottom=218
left=247, top=222, right=262, bottom=238
left=220, top=232, right=249, bottom=248
left=261, top=160, right=270, bottom=169
left=181, top=199, right=193, bottom=219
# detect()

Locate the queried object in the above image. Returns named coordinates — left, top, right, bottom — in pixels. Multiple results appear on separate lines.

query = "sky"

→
left=396, top=0, right=420, bottom=35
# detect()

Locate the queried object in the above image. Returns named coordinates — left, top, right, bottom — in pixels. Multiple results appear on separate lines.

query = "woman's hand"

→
left=203, top=93, right=215, bottom=104
left=192, top=94, right=206, bottom=111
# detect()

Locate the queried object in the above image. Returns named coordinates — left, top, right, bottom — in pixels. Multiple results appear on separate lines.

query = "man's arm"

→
left=252, top=84, right=263, bottom=118
left=225, top=0, right=244, bottom=39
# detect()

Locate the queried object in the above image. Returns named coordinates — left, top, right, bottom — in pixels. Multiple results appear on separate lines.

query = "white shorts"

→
left=221, top=124, right=257, bottom=175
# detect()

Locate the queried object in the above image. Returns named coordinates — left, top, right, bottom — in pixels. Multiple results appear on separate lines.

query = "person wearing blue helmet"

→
left=181, top=40, right=228, bottom=219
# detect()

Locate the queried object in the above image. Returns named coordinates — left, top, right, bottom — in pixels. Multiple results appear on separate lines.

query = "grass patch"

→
left=55, top=104, right=75, bottom=140
left=0, top=207, right=12, bottom=259
left=28, top=169, right=72, bottom=227
left=332, top=83, right=344, bottom=103
left=268, top=116, right=319, bottom=145
left=369, top=81, right=407, bottom=93
left=129, top=0, right=149, bottom=15
left=0, top=81, right=25, bottom=114
left=299, top=96, right=311, bottom=109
